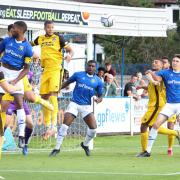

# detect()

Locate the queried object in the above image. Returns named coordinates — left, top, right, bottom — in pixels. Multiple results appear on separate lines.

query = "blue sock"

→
left=25, top=127, right=33, bottom=145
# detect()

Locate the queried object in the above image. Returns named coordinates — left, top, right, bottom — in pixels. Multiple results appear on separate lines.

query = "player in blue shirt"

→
left=0, top=21, right=33, bottom=149
left=139, top=55, right=180, bottom=157
left=49, top=60, right=104, bottom=157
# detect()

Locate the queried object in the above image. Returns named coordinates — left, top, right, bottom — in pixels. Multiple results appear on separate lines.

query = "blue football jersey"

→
left=157, top=69, right=180, bottom=103
left=0, top=37, right=33, bottom=70
left=68, top=71, right=104, bottom=105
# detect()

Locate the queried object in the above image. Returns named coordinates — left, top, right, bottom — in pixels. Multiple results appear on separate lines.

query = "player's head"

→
left=162, top=56, right=170, bottom=70
left=152, top=58, right=163, bottom=71
left=7, top=24, right=13, bottom=37
left=86, top=60, right=96, bottom=75
left=172, top=54, right=180, bottom=71
left=12, top=21, right=27, bottom=38
left=44, top=20, right=54, bottom=36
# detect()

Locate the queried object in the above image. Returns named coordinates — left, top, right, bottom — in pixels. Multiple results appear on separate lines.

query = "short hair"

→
left=174, top=54, right=180, bottom=59
left=154, top=58, right=163, bottom=63
left=98, top=67, right=105, bottom=72
left=105, top=62, right=111, bottom=66
left=131, top=74, right=137, bottom=78
left=162, top=56, right=169, bottom=60
left=8, top=24, right=13, bottom=32
left=14, top=21, right=27, bottom=33
left=87, top=60, right=96, bottom=65
left=44, top=20, right=54, bottom=27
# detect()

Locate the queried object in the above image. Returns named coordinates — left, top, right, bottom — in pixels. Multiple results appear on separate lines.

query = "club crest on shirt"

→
left=91, top=79, right=95, bottom=83
left=52, top=37, right=56, bottom=41
left=18, top=46, right=24, bottom=51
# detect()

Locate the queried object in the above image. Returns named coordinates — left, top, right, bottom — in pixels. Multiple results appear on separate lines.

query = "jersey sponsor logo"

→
left=168, top=80, right=180, bottom=84
left=78, top=83, right=93, bottom=91
left=5, top=49, right=23, bottom=59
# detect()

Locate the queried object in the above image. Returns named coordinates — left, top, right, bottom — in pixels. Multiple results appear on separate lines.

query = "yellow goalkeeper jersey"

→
left=32, top=34, right=67, bottom=70
left=147, top=81, right=166, bottom=107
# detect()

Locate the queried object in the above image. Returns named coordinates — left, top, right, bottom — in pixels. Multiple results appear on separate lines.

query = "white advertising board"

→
left=94, top=97, right=132, bottom=133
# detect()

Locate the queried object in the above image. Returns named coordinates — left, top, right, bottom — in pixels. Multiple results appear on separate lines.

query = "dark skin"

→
left=0, top=23, right=30, bottom=112
left=61, top=62, right=102, bottom=129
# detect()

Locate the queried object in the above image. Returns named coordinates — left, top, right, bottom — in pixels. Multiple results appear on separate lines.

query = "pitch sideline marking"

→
left=0, top=169, right=180, bottom=176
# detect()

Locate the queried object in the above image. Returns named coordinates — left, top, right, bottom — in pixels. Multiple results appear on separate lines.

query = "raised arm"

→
left=145, top=70, right=162, bottom=82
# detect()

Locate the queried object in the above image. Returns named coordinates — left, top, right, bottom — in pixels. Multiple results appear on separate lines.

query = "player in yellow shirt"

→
left=32, top=20, right=73, bottom=139
left=137, top=59, right=179, bottom=157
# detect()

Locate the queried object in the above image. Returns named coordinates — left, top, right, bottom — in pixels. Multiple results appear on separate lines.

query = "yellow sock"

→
left=50, top=96, right=58, bottom=127
left=168, top=135, right=175, bottom=149
left=1, top=112, right=6, bottom=129
left=35, top=95, right=53, bottom=111
left=42, top=107, right=51, bottom=128
left=141, top=132, right=148, bottom=152
left=158, top=126, right=178, bottom=136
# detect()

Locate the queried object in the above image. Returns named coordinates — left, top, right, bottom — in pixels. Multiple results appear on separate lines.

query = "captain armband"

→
left=25, top=57, right=32, bottom=64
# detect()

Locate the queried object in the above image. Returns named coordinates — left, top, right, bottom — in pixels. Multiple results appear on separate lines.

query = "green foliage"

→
left=102, top=0, right=154, bottom=7
left=97, top=26, right=180, bottom=64
left=96, top=1, right=180, bottom=64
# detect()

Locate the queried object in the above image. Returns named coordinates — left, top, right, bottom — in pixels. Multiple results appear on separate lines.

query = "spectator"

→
left=103, top=74, right=117, bottom=97
left=135, top=72, right=147, bottom=97
left=124, top=75, right=140, bottom=100
left=97, top=67, right=106, bottom=82
left=105, top=62, right=119, bottom=87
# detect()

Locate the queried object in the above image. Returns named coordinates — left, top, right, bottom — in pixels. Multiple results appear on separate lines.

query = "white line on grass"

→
left=0, top=176, right=5, bottom=179
left=0, top=169, right=180, bottom=176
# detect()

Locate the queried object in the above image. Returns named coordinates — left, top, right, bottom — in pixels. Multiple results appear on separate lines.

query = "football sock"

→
left=147, top=127, right=158, bottom=153
left=83, top=129, right=97, bottom=146
left=50, top=96, right=58, bottom=127
left=17, top=109, right=26, bottom=137
left=158, top=126, right=178, bottom=136
left=25, top=127, right=33, bottom=145
left=55, top=124, right=68, bottom=150
left=141, top=131, right=148, bottom=151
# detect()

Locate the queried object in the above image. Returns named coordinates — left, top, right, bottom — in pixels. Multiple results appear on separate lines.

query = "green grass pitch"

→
left=0, top=134, right=180, bottom=180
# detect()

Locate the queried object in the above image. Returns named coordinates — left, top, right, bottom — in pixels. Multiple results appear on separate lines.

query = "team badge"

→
left=91, top=79, right=95, bottom=83
left=18, top=46, right=24, bottom=51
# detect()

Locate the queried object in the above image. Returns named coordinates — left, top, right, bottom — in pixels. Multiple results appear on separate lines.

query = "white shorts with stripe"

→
left=0, top=66, right=24, bottom=94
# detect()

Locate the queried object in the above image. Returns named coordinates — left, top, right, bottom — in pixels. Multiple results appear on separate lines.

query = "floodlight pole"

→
left=121, top=46, right=125, bottom=96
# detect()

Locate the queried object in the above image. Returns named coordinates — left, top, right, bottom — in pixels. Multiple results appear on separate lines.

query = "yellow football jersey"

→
left=147, top=81, right=166, bottom=107
left=32, top=34, right=67, bottom=70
